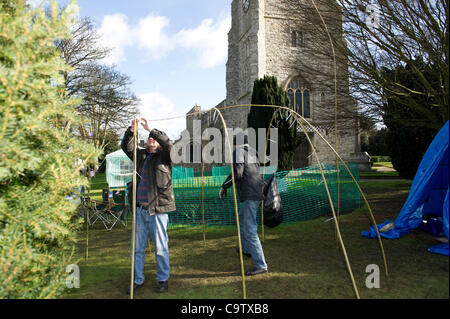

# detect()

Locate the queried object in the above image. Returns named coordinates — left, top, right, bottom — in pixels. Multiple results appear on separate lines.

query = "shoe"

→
left=126, top=282, right=144, bottom=294
left=245, top=267, right=268, bottom=276
left=236, top=247, right=251, bottom=258
left=158, top=281, right=168, bottom=293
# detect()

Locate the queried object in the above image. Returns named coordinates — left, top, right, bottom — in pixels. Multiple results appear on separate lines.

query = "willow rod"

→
left=130, top=116, right=138, bottom=299
left=85, top=171, right=92, bottom=261
left=292, top=111, right=360, bottom=299
left=262, top=104, right=390, bottom=277
left=260, top=106, right=360, bottom=298
left=201, top=110, right=213, bottom=246
left=213, top=107, right=247, bottom=299
left=310, top=0, right=341, bottom=246
left=261, top=111, right=279, bottom=242
left=294, top=109, right=389, bottom=277
left=215, top=103, right=389, bottom=277
left=201, top=159, right=206, bottom=246
left=85, top=201, right=89, bottom=261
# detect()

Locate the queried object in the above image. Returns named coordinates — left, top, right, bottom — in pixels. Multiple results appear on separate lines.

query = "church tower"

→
left=226, top=0, right=266, bottom=110
left=186, top=0, right=370, bottom=169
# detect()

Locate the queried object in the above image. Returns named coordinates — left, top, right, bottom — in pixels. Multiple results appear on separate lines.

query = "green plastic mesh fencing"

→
left=212, top=166, right=231, bottom=177
left=168, top=164, right=362, bottom=229
left=172, top=166, right=194, bottom=179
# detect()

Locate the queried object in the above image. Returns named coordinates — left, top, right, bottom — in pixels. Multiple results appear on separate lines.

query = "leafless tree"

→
left=297, top=0, right=448, bottom=130
left=55, top=17, right=139, bottom=149
left=74, top=63, right=138, bottom=148
left=56, top=17, right=110, bottom=89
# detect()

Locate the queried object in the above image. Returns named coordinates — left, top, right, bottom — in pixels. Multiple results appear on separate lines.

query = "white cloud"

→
left=134, top=15, right=175, bottom=59
left=98, top=14, right=133, bottom=65
left=97, top=12, right=230, bottom=68
left=137, top=92, right=186, bottom=141
left=176, top=16, right=231, bottom=69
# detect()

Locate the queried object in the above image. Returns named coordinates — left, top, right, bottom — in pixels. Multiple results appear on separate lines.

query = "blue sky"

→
left=30, top=0, right=232, bottom=139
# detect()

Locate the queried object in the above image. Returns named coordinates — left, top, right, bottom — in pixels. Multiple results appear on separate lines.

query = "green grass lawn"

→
left=361, top=170, right=400, bottom=178
left=373, top=162, right=394, bottom=168
left=360, top=162, right=400, bottom=178
left=65, top=176, right=448, bottom=299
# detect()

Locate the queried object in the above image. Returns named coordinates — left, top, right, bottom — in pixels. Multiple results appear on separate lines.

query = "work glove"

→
left=219, top=187, right=227, bottom=199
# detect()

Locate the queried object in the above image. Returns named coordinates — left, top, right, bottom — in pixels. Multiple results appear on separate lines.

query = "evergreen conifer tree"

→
left=0, top=0, right=99, bottom=298
left=248, top=75, right=303, bottom=170
left=381, top=58, right=442, bottom=179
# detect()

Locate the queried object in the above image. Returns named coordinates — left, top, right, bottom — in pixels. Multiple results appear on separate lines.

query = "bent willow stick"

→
left=130, top=116, right=138, bottom=300
left=213, top=107, right=247, bottom=300
left=310, top=0, right=341, bottom=246
left=228, top=104, right=389, bottom=279
left=201, top=109, right=213, bottom=247
left=197, top=104, right=388, bottom=296
left=260, top=106, right=359, bottom=298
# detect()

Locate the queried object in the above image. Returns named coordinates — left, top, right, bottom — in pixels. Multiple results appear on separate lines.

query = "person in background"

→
left=219, top=133, right=268, bottom=276
left=89, top=165, right=95, bottom=179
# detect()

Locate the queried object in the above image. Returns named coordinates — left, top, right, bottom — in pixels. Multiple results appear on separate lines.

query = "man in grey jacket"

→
left=220, top=133, right=268, bottom=276
left=121, top=118, right=175, bottom=293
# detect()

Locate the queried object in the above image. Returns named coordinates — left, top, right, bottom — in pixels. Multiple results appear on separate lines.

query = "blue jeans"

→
left=239, top=200, right=267, bottom=270
left=132, top=207, right=170, bottom=284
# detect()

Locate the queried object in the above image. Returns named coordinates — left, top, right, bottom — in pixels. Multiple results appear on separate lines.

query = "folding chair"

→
left=89, top=188, right=111, bottom=229
left=106, top=189, right=129, bottom=231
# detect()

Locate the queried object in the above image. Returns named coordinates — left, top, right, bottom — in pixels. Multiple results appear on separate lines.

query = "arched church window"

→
left=286, top=77, right=311, bottom=118
left=291, top=31, right=305, bottom=47
left=303, top=90, right=310, bottom=118
left=295, top=90, right=302, bottom=113
left=288, top=89, right=294, bottom=108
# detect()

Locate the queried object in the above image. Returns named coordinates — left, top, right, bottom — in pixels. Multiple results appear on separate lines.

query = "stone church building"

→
left=185, top=0, right=369, bottom=170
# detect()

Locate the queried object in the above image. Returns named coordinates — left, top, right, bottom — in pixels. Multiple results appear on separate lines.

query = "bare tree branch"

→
left=54, top=17, right=139, bottom=149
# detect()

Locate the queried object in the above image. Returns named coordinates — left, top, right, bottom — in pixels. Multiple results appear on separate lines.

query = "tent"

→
left=105, top=149, right=133, bottom=188
left=362, top=121, right=449, bottom=256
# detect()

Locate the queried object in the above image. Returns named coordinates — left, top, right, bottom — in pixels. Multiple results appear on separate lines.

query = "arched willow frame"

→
left=83, top=0, right=389, bottom=300
left=116, top=103, right=389, bottom=300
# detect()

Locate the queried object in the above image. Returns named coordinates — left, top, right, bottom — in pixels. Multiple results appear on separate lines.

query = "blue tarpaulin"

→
left=362, top=121, right=449, bottom=256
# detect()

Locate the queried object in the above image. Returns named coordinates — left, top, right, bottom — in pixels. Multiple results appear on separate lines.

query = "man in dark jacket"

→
left=220, top=133, right=268, bottom=276
left=121, top=118, right=175, bottom=293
